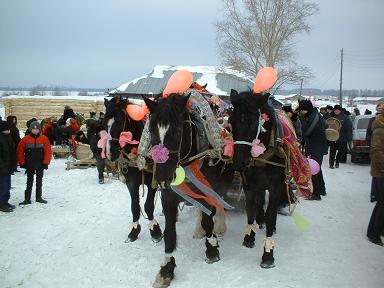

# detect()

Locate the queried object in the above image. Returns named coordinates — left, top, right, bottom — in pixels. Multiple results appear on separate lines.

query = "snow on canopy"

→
left=109, top=65, right=253, bottom=97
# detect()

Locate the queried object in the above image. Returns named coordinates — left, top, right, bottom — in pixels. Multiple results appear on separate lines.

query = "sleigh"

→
left=65, top=142, right=97, bottom=170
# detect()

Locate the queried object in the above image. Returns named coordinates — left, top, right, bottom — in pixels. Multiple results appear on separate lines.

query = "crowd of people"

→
left=280, top=100, right=383, bottom=246
left=0, top=106, right=105, bottom=213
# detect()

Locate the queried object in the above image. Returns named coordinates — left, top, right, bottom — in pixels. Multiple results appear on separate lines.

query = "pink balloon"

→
left=126, top=104, right=146, bottom=121
left=308, top=158, right=320, bottom=175
left=253, top=67, right=278, bottom=94
left=163, top=70, right=193, bottom=97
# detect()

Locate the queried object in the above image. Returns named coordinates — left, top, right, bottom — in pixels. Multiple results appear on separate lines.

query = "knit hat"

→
left=0, top=120, right=11, bottom=132
left=333, top=105, right=342, bottom=111
left=298, top=100, right=313, bottom=112
left=29, top=121, right=41, bottom=130
left=326, top=105, right=333, bottom=111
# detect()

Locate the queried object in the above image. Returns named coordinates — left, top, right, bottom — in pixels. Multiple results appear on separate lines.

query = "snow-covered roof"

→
left=353, top=96, right=384, bottom=101
left=110, top=65, right=253, bottom=96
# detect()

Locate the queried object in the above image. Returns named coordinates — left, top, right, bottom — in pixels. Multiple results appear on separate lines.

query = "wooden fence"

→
left=1, top=96, right=107, bottom=130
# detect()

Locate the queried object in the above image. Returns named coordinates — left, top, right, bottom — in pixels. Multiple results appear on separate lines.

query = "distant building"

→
left=352, top=96, right=384, bottom=105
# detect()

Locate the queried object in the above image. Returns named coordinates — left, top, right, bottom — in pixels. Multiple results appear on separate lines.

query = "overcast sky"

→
left=0, top=0, right=383, bottom=90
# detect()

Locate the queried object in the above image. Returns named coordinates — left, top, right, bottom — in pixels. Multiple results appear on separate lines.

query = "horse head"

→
left=229, top=89, right=271, bottom=172
left=103, top=96, right=143, bottom=162
left=144, top=94, right=190, bottom=188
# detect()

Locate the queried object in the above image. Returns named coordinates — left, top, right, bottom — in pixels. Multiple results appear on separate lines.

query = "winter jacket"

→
left=17, top=133, right=52, bottom=170
left=366, top=113, right=381, bottom=146
left=0, top=133, right=15, bottom=175
left=370, top=114, right=384, bottom=178
left=42, top=123, right=54, bottom=144
left=332, top=112, right=352, bottom=143
left=301, top=108, right=328, bottom=157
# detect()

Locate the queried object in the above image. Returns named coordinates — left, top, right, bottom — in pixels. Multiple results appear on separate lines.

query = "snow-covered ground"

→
left=1, top=156, right=383, bottom=288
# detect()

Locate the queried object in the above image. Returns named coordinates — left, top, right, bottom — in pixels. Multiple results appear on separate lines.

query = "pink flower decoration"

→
left=97, top=130, right=112, bottom=159
left=261, top=113, right=270, bottom=121
left=251, top=139, right=266, bottom=158
left=223, top=137, right=234, bottom=158
left=119, top=131, right=139, bottom=148
left=151, top=144, right=170, bottom=164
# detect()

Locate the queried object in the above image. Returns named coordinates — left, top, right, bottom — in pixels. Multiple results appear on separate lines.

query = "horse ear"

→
left=142, top=96, right=157, bottom=113
left=202, top=83, right=207, bottom=89
left=104, top=98, right=109, bottom=107
left=181, top=93, right=190, bottom=109
left=230, top=89, right=239, bottom=104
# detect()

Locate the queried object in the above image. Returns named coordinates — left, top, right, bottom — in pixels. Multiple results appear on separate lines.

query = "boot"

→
left=0, top=204, right=14, bottom=212
left=19, top=190, right=32, bottom=206
left=36, top=198, right=48, bottom=204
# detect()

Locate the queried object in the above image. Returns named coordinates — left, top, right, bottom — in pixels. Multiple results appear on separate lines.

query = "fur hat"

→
left=0, top=120, right=11, bottom=132
left=333, top=105, right=342, bottom=111
left=282, top=105, right=293, bottom=113
left=326, top=105, right=333, bottom=111
left=298, top=100, right=313, bottom=112
left=29, top=121, right=41, bottom=130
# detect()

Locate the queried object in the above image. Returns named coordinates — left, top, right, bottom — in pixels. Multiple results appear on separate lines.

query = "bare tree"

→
left=29, top=86, right=45, bottom=96
left=215, top=0, right=318, bottom=89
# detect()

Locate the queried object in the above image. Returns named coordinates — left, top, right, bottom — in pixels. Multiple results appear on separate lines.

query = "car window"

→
left=357, top=118, right=372, bottom=129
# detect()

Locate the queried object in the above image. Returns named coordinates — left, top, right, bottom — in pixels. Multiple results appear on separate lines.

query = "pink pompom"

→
left=151, top=144, right=170, bottom=164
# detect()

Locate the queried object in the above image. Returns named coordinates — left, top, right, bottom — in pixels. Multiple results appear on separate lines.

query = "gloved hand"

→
left=42, top=164, right=48, bottom=170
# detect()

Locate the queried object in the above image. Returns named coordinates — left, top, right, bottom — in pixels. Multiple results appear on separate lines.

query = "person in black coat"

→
left=63, top=106, right=76, bottom=122
left=87, top=120, right=105, bottom=184
left=6, top=116, right=21, bottom=172
left=299, top=100, right=328, bottom=200
left=0, top=121, right=16, bottom=212
left=328, top=105, right=352, bottom=167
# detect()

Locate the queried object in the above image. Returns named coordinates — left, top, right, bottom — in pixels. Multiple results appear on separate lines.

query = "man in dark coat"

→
left=17, top=121, right=52, bottom=205
left=323, top=105, right=334, bottom=120
left=0, top=121, right=16, bottom=212
left=299, top=100, right=328, bottom=200
left=87, top=120, right=105, bottom=184
left=6, top=115, right=21, bottom=172
left=367, top=112, right=384, bottom=246
left=328, top=105, right=352, bottom=168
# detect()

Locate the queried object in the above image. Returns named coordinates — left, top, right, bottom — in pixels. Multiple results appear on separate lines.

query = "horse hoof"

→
left=150, top=224, right=163, bottom=243
left=205, top=255, right=220, bottom=264
left=242, top=240, right=255, bottom=248
left=125, top=224, right=141, bottom=242
left=260, top=261, right=275, bottom=269
left=153, top=257, right=176, bottom=288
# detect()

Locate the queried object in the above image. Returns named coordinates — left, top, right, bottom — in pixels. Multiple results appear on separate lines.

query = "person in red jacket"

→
left=17, top=121, right=52, bottom=205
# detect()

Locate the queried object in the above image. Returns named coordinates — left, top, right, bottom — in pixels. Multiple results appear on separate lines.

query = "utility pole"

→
left=339, top=48, right=343, bottom=106
left=299, top=78, right=303, bottom=99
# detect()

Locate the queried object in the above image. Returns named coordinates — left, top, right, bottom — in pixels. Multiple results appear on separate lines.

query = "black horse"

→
left=144, top=94, right=233, bottom=287
left=229, top=89, right=287, bottom=268
left=103, top=97, right=163, bottom=243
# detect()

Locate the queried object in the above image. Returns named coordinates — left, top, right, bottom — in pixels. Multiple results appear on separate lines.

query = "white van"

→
left=349, top=115, right=376, bottom=163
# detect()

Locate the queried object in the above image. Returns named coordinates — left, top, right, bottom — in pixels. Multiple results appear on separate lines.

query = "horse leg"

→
left=144, top=172, right=163, bottom=242
left=243, top=187, right=258, bottom=248
left=213, top=211, right=227, bottom=237
left=260, top=182, right=281, bottom=268
left=193, top=210, right=205, bottom=239
left=125, top=169, right=141, bottom=242
left=202, top=209, right=220, bottom=263
left=153, top=189, right=178, bottom=288
left=255, top=189, right=266, bottom=229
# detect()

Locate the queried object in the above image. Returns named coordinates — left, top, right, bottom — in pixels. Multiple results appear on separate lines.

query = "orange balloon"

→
left=253, top=67, right=278, bottom=94
left=126, top=104, right=146, bottom=121
left=163, top=70, right=193, bottom=97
